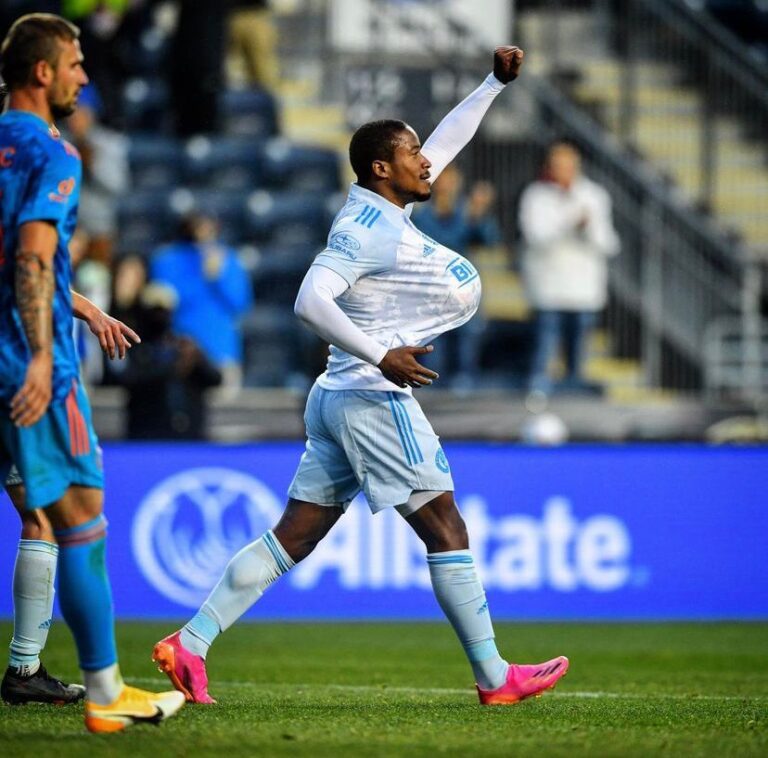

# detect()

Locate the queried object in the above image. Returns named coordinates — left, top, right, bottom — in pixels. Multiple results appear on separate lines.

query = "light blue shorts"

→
left=0, top=379, right=103, bottom=509
left=288, top=384, right=454, bottom=513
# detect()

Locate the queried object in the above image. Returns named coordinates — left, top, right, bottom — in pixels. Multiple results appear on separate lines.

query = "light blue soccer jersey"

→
left=0, top=110, right=82, bottom=402
left=314, top=183, right=482, bottom=392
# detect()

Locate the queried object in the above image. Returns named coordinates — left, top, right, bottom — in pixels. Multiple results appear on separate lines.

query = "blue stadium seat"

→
left=250, top=244, right=317, bottom=307
left=262, top=139, right=341, bottom=193
left=220, top=88, right=279, bottom=138
left=244, top=190, right=327, bottom=246
left=241, top=305, right=302, bottom=387
left=184, top=136, right=264, bottom=191
left=116, top=190, right=174, bottom=255
left=128, top=134, right=184, bottom=190
left=167, top=189, right=246, bottom=245
left=121, top=77, right=170, bottom=132
left=129, top=27, right=170, bottom=76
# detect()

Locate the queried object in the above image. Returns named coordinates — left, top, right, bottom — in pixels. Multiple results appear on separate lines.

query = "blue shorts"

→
left=0, top=379, right=103, bottom=509
left=288, top=384, right=454, bottom=513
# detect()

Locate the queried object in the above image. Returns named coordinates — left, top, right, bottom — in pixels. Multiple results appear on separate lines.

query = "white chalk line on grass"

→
left=129, top=678, right=766, bottom=702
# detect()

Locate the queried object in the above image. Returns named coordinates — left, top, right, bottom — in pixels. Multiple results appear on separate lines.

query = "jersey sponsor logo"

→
left=131, top=467, right=283, bottom=607
left=353, top=204, right=382, bottom=229
left=48, top=176, right=76, bottom=203
left=328, top=230, right=361, bottom=260
left=0, top=147, right=15, bottom=167
left=446, top=256, right=478, bottom=288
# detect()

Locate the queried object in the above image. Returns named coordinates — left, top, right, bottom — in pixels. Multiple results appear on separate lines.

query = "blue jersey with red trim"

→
left=0, top=110, right=81, bottom=402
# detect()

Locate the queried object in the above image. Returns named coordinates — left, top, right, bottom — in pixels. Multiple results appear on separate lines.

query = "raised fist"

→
left=493, top=46, right=525, bottom=84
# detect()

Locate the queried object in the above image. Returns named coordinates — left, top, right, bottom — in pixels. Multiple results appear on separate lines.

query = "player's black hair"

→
left=0, top=13, right=80, bottom=91
left=349, top=119, right=410, bottom=183
left=0, top=80, right=7, bottom=111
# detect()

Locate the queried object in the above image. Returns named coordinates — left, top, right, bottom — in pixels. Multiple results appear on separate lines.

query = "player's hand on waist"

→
left=378, top=345, right=439, bottom=389
left=493, top=46, right=524, bottom=83
left=11, top=351, right=53, bottom=427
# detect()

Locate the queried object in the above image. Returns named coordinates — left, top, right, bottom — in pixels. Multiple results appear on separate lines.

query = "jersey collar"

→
left=349, top=183, right=409, bottom=225
left=3, top=109, right=54, bottom=134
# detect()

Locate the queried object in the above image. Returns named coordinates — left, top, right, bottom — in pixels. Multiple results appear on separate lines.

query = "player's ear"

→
left=32, top=59, right=54, bottom=87
left=371, top=160, right=390, bottom=180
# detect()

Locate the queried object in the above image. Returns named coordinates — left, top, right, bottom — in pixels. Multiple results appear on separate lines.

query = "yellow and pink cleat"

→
left=152, top=631, right=216, bottom=704
left=477, top=656, right=569, bottom=705
left=85, top=685, right=185, bottom=733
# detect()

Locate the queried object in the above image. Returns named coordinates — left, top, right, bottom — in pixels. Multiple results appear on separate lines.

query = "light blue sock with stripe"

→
left=427, top=549, right=508, bottom=690
left=181, top=530, right=295, bottom=659
left=9, top=539, right=58, bottom=674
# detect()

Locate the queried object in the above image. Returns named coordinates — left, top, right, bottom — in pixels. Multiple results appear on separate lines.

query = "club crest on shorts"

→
left=435, top=448, right=450, bottom=473
left=132, top=467, right=283, bottom=607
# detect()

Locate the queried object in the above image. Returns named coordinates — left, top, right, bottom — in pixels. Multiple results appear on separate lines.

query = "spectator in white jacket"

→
left=519, top=141, right=620, bottom=394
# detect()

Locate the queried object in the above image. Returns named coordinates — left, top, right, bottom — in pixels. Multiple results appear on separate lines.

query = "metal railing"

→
left=519, top=0, right=768, bottom=259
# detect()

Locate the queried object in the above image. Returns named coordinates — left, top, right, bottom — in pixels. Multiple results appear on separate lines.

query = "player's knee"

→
left=20, top=516, right=55, bottom=543
left=426, top=514, right=469, bottom=552
left=45, top=487, right=104, bottom=532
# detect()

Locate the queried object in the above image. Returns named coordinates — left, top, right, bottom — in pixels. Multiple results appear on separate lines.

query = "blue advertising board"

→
left=1, top=443, right=767, bottom=620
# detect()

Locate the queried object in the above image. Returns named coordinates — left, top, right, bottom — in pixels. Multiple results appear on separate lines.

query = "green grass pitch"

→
left=0, top=621, right=766, bottom=756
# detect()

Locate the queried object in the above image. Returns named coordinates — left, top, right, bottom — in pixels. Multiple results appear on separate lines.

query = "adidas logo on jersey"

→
left=423, top=243, right=436, bottom=257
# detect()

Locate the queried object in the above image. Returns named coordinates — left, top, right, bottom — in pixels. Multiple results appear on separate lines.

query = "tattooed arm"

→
left=11, top=221, right=58, bottom=427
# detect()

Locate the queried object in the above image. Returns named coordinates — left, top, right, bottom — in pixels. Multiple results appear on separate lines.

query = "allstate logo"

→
left=132, top=467, right=283, bottom=607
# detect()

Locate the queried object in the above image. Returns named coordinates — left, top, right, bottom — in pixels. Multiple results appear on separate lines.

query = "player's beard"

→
left=50, top=98, right=77, bottom=120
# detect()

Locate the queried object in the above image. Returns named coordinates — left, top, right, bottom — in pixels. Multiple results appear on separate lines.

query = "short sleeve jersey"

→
left=0, top=110, right=82, bottom=402
left=313, top=183, right=482, bottom=392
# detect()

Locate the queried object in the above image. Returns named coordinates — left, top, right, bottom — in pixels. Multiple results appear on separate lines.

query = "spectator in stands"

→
left=519, top=140, right=620, bottom=395
left=71, top=228, right=112, bottom=386
left=64, top=83, right=128, bottom=258
left=413, top=164, right=501, bottom=388
left=118, top=284, right=222, bottom=440
left=110, top=253, right=147, bottom=333
left=150, top=212, right=254, bottom=390
left=226, top=0, right=278, bottom=91
left=170, top=0, right=227, bottom=135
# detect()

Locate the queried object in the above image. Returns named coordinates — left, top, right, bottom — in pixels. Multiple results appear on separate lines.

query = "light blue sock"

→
left=55, top=515, right=117, bottom=672
left=427, top=549, right=508, bottom=690
left=9, top=539, right=58, bottom=674
left=181, top=530, right=294, bottom=659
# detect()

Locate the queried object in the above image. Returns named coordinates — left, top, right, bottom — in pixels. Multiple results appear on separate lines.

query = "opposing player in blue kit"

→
left=0, top=13, right=184, bottom=731
left=155, top=46, right=569, bottom=706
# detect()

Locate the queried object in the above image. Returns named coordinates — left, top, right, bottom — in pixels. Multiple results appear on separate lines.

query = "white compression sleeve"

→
left=294, top=264, right=389, bottom=366
left=421, top=73, right=507, bottom=183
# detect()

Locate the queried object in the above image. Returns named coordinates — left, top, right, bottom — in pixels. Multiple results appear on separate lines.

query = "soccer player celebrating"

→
left=0, top=14, right=185, bottom=731
left=155, top=46, right=569, bottom=706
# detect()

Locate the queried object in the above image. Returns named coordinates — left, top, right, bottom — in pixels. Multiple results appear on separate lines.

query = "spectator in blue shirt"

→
left=150, top=212, right=253, bottom=390
left=413, top=164, right=501, bottom=387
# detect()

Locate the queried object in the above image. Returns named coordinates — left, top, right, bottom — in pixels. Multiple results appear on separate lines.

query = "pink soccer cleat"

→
left=477, top=656, right=569, bottom=705
left=152, top=631, right=216, bottom=704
